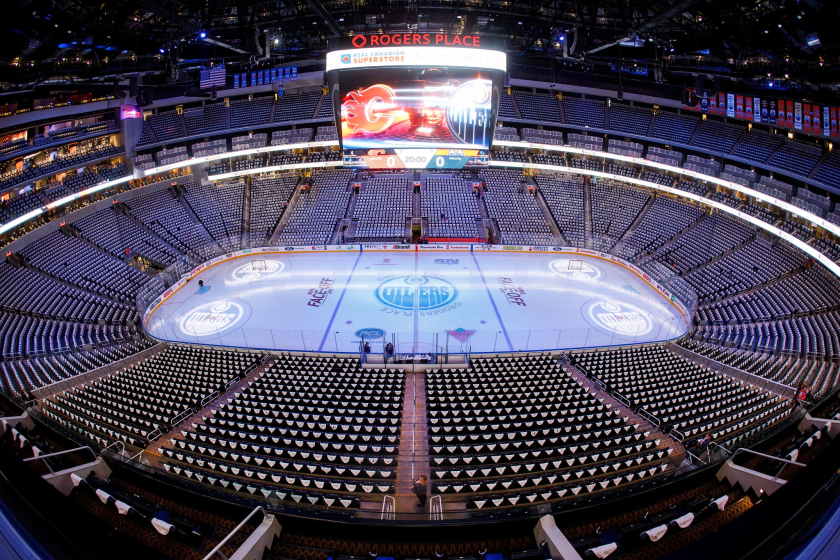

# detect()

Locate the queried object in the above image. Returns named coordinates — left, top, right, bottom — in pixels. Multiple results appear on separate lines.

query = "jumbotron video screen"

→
left=339, top=68, right=493, bottom=169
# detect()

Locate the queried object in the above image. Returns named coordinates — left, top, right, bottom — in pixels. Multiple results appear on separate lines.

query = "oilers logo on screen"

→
left=583, top=300, right=654, bottom=338
left=177, top=300, right=249, bottom=338
left=375, top=275, right=459, bottom=314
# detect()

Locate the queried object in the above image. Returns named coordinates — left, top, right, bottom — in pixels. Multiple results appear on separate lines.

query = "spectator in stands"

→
left=413, top=475, right=428, bottom=507
left=385, top=341, right=394, bottom=363
left=688, top=434, right=711, bottom=459
left=364, top=341, right=371, bottom=354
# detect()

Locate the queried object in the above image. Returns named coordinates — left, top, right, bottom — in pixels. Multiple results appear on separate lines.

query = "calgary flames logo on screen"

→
left=343, top=84, right=398, bottom=134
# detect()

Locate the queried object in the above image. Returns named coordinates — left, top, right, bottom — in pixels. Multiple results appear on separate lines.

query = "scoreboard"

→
left=325, top=36, right=506, bottom=170
left=343, top=148, right=490, bottom=170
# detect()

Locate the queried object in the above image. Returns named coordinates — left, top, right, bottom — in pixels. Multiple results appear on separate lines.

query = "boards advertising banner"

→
left=794, top=102, right=802, bottom=130
left=786, top=100, right=795, bottom=128
left=726, top=93, right=735, bottom=118
left=719, top=92, right=727, bottom=115
left=813, top=105, right=822, bottom=134
left=745, top=97, right=754, bottom=120
left=804, top=104, right=812, bottom=132
left=825, top=106, right=831, bottom=136
left=831, top=107, right=838, bottom=137
left=769, top=99, right=777, bottom=124
left=760, top=98, right=768, bottom=123
left=736, top=95, right=744, bottom=119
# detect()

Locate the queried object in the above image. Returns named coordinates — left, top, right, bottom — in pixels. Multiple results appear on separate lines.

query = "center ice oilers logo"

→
left=547, top=258, right=602, bottom=282
left=584, top=299, right=654, bottom=337
left=375, top=276, right=458, bottom=311
left=178, top=300, right=247, bottom=337
left=229, top=259, right=286, bottom=284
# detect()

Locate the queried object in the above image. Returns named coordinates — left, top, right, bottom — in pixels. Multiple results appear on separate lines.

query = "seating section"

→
left=767, top=144, right=821, bottom=177
left=589, top=182, right=650, bottom=250
left=276, top=170, right=353, bottom=245
left=691, top=120, right=744, bottom=154
left=351, top=175, right=411, bottom=242
left=731, top=131, right=783, bottom=163
left=650, top=112, right=698, bottom=145
left=654, top=214, right=754, bottom=275
left=0, top=340, right=150, bottom=396
left=44, top=346, right=261, bottom=447
left=498, top=91, right=518, bottom=119
left=536, top=175, right=586, bottom=247
left=183, top=182, right=244, bottom=250
left=230, top=96, right=274, bottom=129
left=248, top=175, right=298, bottom=244
left=125, top=189, right=211, bottom=259
left=427, top=355, right=671, bottom=511
left=275, top=92, right=321, bottom=123
left=615, top=196, right=704, bottom=261
left=18, top=231, right=150, bottom=302
left=572, top=346, right=791, bottom=446
left=146, top=111, right=185, bottom=143
left=562, top=98, right=605, bottom=129
left=480, top=170, right=555, bottom=244
left=183, top=103, right=226, bottom=136
left=608, top=104, right=651, bottom=136
left=514, top=92, right=561, bottom=122
left=422, top=176, right=481, bottom=240
left=72, top=207, right=179, bottom=266
left=160, top=355, right=403, bottom=510
left=813, top=151, right=840, bottom=190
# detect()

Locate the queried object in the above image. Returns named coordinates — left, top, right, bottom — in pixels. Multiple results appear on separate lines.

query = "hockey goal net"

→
left=568, top=259, right=583, bottom=271
left=249, top=259, right=267, bottom=272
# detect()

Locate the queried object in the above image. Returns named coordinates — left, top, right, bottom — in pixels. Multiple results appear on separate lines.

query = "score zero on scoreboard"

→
left=344, top=148, right=488, bottom=169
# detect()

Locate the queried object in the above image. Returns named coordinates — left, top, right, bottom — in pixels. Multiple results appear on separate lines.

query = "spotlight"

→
left=199, top=31, right=207, bottom=39
left=159, top=48, right=165, bottom=54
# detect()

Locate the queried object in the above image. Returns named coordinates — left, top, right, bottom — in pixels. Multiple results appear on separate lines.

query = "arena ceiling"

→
left=1, top=0, right=839, bottom=89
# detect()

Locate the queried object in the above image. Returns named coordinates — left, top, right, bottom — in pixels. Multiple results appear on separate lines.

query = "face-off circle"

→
left=227, top=259, right=289, bottom=284
left=545, top=258, right=603, bottom=282
left=582, top=298, right=658, bottom=340
left=176, top=299, right=251, bottom=339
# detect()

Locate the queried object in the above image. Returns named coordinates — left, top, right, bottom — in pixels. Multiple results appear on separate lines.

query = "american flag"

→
left=200, top=67, right=227, bottom=89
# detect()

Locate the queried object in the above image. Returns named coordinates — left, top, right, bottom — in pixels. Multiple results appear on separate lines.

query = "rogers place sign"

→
left=350, top=34, right=483, bottom=48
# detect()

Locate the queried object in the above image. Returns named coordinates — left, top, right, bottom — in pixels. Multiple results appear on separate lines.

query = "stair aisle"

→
left=394, top=370, right=431, bottom=515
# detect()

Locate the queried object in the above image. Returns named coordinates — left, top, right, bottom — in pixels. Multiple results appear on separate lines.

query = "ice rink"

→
left=144, top=250, right=689, bottom=355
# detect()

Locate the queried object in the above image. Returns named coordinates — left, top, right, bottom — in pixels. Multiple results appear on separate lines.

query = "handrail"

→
left=637, top=407, right=661, bottom=427
left=23, top=446, right=98, bottom=473
left=709, top=442, right=732, bottom=457
left=100, top=440, right=126, bottom=460
left=728, top=448, right=807, bottom=468
left=202, top=505, right=271, bottom=560
left=430, top=495, right=443, bottom=521
left=201, top=391, right=220, bottom=407
left=147, top=428, right=162, bottom=442
left=670, top=428, right=686, bottom=442
left=684, top=449, right=707, bottom=465
left=381, top=495, right=396, bottom=521
left=170, top=407, right=193, bottom=428
left=612, top=391, right=631, bottom=407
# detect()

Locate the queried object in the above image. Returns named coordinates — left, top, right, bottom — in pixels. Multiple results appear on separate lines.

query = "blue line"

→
left=470, top=251, right=513, bottom=351
left=318, top=251, right=363, bottom=351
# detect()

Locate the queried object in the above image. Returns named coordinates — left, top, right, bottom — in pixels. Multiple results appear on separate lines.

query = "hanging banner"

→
left=786, top=100, right=795, bottom=128
left=707, top=92, right=716, bottom=114
left=804, top=104, right=812, bottom=132
left=760, top=98, right=768, bottom=122
left=831, top=107, right=838, bottom=137
left=824, top=106, right=831, bottom=136
left=726, top=93, right=735, bottom=118
left=735, top=95, right=744, bottom=119
left=719, top=92, right=727, bottom=116
left=813, top=105, right=822, bottom=134
left=794, top=102, right=803, bottom=130
left=769, top=99, right=777, bottom=125
left=699, top=91, right=710, bottom=113
left=745, top=97, right=754, bottom=121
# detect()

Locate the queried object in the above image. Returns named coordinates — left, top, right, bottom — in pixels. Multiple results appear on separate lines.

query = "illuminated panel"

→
left=326, top=46, right=506, bottom=72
